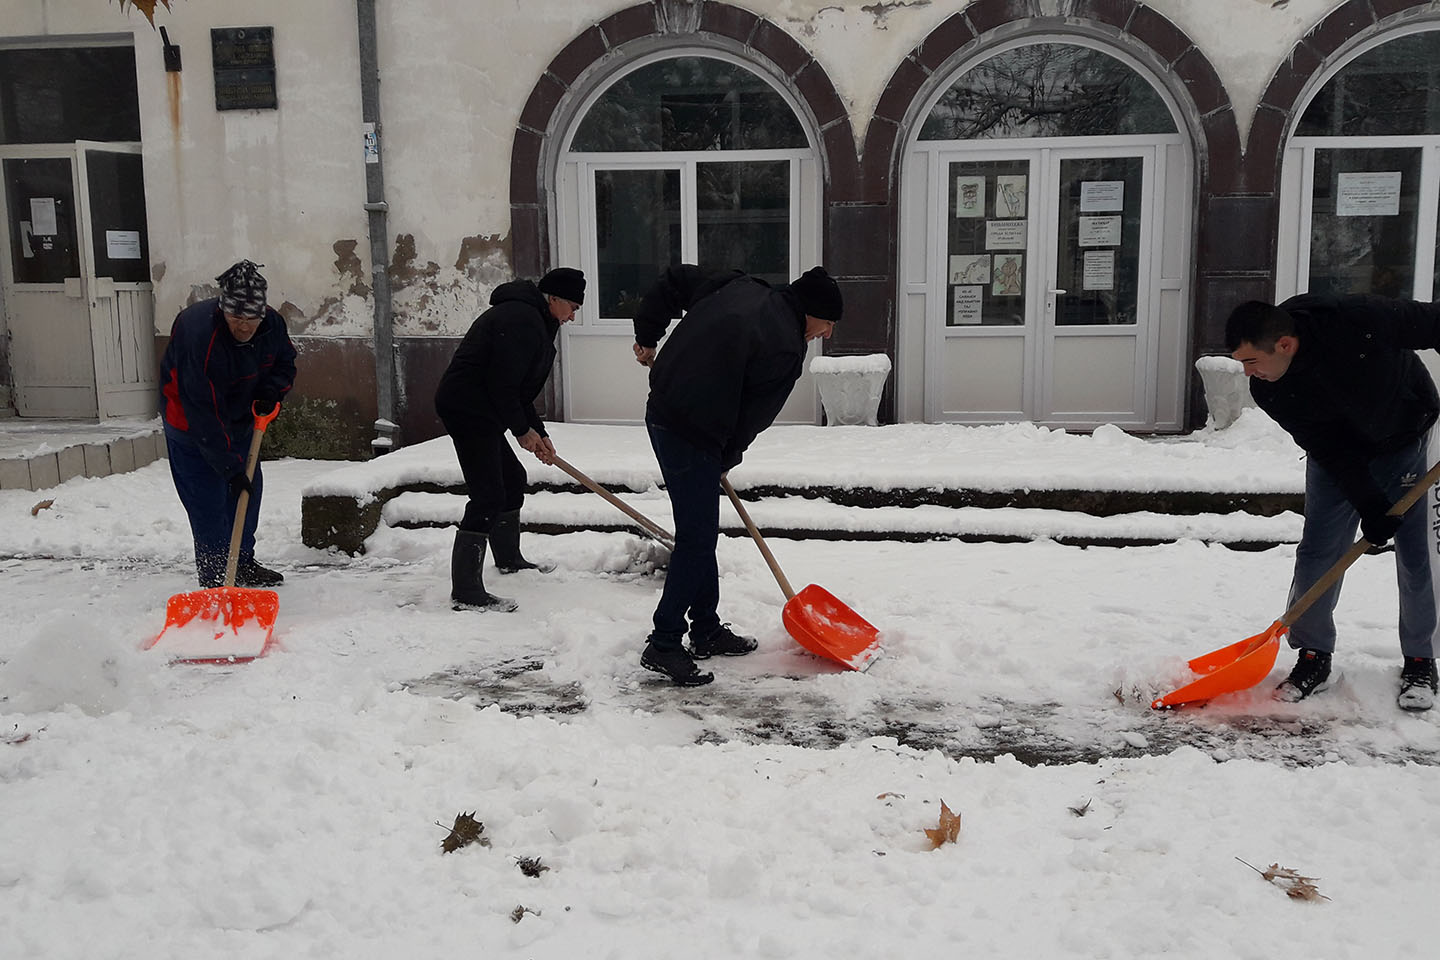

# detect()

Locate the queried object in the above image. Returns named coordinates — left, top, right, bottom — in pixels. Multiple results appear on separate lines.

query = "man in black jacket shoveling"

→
left=435, top=267, right=585, bottom=612
left=631, top=265, right=841, bottom=685
left=1227, top=294, right=1440, bottom=710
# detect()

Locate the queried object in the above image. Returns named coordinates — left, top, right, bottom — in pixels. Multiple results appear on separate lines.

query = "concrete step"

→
left=0, top=418, right=165, bottom=492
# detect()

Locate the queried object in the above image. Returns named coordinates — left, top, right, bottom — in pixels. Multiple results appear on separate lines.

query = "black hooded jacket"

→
left=434, top=279, right=559, bottom=437
left=634, top=265, right=807, bottom=469
left=1250, top=292, right=1440, bottom=513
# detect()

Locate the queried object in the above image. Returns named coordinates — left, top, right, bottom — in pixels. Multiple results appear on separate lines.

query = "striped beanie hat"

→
left=217, top=260, right=268, bottom=320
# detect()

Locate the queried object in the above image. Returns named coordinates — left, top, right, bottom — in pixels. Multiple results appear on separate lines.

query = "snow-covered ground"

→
left=2, top=420, right=1437, bottom=958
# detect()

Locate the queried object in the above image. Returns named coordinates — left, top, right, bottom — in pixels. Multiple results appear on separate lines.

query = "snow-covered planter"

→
left=810, top=353, right=892, bottom=426
left=1194, top=355, right=1254, bottom=430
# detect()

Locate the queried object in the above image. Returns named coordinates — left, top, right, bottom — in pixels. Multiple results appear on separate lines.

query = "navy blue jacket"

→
left=434, top=280, right=559, bottom=438
left=634, top=265, right=807, bottom=469
left=1251, top=293, right=1440, bottom=513
left=159, top=298, right=297, bottom=478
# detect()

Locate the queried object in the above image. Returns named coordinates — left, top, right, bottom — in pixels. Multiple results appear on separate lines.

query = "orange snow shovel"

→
left=1152, top=458, right=1440, bottom=709
left=146, top=403, right=281, bottom=664
left=722, top=478, right=882, bottom=671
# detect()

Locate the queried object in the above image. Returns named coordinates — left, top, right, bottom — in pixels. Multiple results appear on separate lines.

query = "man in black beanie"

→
left=630, top=264, right=841, bottom=685
left=159, top=259, right=296, bottom=588
left=434, top=266, right=585, bottom=611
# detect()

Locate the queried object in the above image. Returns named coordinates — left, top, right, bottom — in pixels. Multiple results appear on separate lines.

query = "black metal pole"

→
left=356, top=0, right=397, bottom=454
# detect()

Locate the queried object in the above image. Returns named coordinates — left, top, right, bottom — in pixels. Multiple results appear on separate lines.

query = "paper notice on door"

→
left=1079, top=180, right=1124, bottom=212
left=985, top=219, right=1026, bottom=250
left=1083, top=250, right=1115, bottom=290
left=105, top=230, right=143, bottom=260
left=952, top=285, right=983, bottom=325
left=1078, top=215, right=1121, bottom=247
left=30, top=197, right=58, bottom=235
left=19, top=221, right=34, bottom=258
left=1336, top=171, right=1402, bottom=216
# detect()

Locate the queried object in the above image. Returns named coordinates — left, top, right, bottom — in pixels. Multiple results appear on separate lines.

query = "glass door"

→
left=929, top=145, right=1157, bottom=425
left=0, top=148, right=96, bottom=417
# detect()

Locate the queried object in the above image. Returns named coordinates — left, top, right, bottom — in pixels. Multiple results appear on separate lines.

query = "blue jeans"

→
left=1289, top=430, right=1440, bottom=658
left=647, top=422, right=723, bottom=647
left=165, top=424, right=262, bottom=587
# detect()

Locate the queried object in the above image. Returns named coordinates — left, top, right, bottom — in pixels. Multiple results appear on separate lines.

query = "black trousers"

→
left=446, top=425, right=527, bottom=533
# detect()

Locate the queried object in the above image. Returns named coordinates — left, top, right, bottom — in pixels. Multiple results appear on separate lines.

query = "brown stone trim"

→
left=1305, top=2, right=1378, bottom=59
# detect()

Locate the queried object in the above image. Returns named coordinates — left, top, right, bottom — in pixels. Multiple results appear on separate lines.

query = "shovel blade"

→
left=146, top=586, right=280, bottom=663
left=1151, top=620, right=1285, bottom=710
left=782, top=584, right=883, bottom=672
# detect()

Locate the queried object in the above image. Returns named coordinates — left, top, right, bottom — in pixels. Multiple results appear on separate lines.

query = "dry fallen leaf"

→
left=515, top=856, right=549, bottom=878
left=30, top=499, right=54, bottom=517
left=1068, top=798, right=1092, bottom=817
left=439, top=811, right=489, bottom=854
left=510, top=905, right=540, bottom=923
left=876, top=791, right=904, bottom=801
left=1237, top=858, right=1330, bottom=901
left=923, top=800, right=962, bottom=849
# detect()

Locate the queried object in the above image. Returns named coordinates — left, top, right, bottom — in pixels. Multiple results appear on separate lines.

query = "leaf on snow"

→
left=30, top=499, right=54, bottom=516
left=1237, top=858, right=1329, bottom=901
left=439, top=811, right=489, bottom=854
left=1068, top=798, right=1092, bottom=817
left=923, top=800, right=962, bottom=849
left=515, top=856, right=550, bottom=878
left=510, top=905, right=540, bottom=923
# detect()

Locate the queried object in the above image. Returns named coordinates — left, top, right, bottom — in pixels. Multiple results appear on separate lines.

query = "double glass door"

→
left=927, top=143, right=1164, bottom=427
left=0, top=142, right=153, bottom=417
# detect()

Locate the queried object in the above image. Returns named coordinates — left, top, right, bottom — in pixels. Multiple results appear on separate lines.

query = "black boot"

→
left=490, top=510, right=555, bottom=574
left=641, top=640, right=714, bottom=686
left=450, top=530, right=517, bottom=612
left=236, top=557, right=284, bottom=587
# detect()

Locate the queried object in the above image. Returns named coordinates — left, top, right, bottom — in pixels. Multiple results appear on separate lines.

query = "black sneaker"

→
left=641, top=641, right=714, bottom=686
left=689, top=623, right=758, bottom=659
left=235, top=560, right=284, bottom=588
left=1274, top=648, right=1334, bottom=702
left=1398, top=657, right=1438, bottom=712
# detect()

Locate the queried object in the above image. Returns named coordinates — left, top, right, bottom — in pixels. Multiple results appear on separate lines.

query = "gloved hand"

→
left=228, top=471, right=254, bottom=501
left=252, top=387, right=280, bottom=417
left=1359, top=507, right=1402, bottom=546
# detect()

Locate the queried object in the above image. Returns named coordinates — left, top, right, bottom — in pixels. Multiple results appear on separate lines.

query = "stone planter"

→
left=1194, top=354, right=1254, bottom=429
left=810, top=353, right=891, bottom=426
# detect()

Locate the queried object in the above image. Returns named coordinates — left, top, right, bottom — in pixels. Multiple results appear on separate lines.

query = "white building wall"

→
left=0, top=0, right=1383, bottom=341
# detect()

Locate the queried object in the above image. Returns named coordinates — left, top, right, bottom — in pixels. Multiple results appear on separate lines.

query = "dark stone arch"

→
left=508, top=1, right=859, bottom=289
left=863, top=0, right=1238, bottom=427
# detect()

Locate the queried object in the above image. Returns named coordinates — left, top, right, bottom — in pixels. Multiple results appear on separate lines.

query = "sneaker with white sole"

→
left=1398, top=657, right=1438, bottom=712
left=1275, top=648, right=1335, bottom=702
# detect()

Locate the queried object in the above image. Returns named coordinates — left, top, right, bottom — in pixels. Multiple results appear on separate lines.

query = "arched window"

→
left=1281, top=28, right=1440, bottom=301
left=556, top=53, right=821, bottom=423
left=919, top=43, right=1176, bottom=141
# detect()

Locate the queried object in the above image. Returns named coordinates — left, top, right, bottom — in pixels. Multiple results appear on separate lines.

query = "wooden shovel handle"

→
left=551, top=455, right=675, bottom=547
left=721, top=477, right=796, bottom=601
left=222, top=415, right=271, bottom=588
left=1280, top=457, right=1440, bottom=627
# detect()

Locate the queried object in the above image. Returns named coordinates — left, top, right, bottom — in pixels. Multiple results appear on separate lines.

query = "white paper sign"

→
left=948, top=254, right=991, bottom=285
left=985, top=220, right=1026, bottom=250
left=29, top=197, right=58, bottom=235
left=952, top=285, right=983, bottom=325
left=995, top=175, right=1027, bottom=217
left=1080, top=181, right=1124, bottom=212
left=1336, top=171, right=1402, bottom=217
left=993, top=254, right=1023, bottom=296
left=1078, top=215, right=1121, bottom=247
left=1083, top=250, right=1115, bottom=290
left=105, top=230, right=142, bottom=260
left=19, top=221, right=34, bottom=258
left=363, top=122, right=380, bottom=164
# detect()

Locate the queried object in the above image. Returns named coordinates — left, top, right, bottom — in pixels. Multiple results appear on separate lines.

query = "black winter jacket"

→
left=159, top=299, right=297, bottom=478
left=1251, top=293, right=1440, bottom=514
left=435, top=280, right=559, bottom=438
left=634, top=265, right=807, bottom=469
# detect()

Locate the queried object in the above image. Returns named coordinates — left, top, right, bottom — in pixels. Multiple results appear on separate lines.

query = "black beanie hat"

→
left=539, top=267, right=586, bottom=305
left=217, top=259, right=268, bottom=320
left=790, top=266, right=842, bottom=322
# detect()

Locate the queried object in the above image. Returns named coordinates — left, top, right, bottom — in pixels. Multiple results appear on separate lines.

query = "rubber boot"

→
left=489, top=510, right=555, bottom=574
left=450, top=530, right=517, bottom=612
